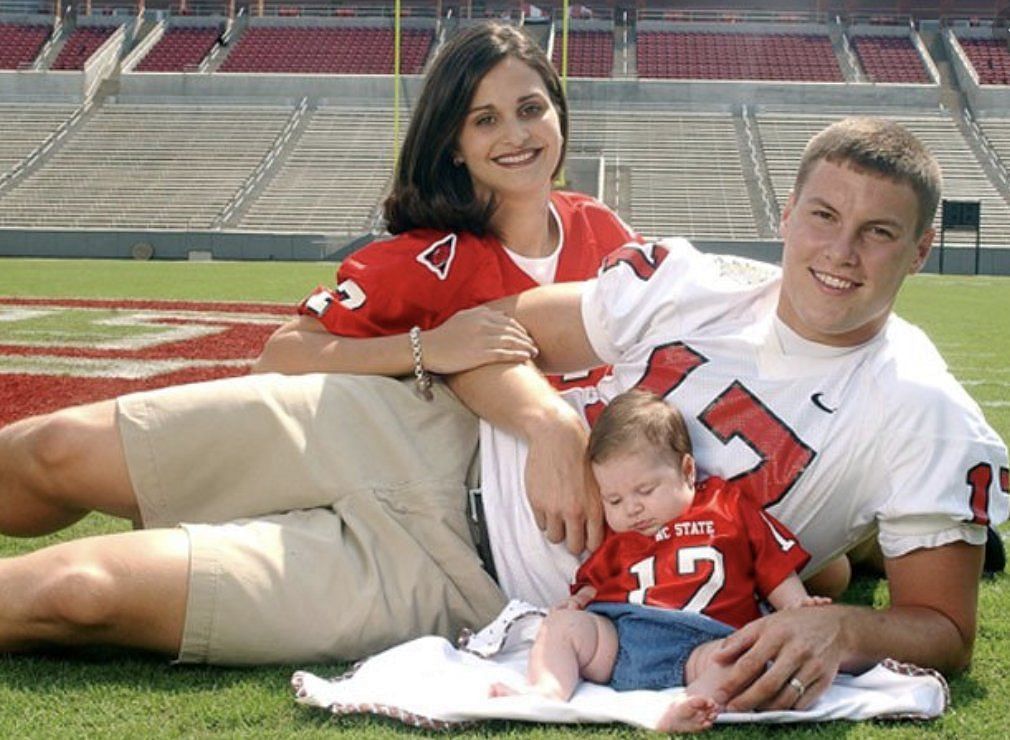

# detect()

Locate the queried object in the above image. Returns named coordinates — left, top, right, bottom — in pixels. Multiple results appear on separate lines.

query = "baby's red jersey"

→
left=574, top=477, right=811, bottom=628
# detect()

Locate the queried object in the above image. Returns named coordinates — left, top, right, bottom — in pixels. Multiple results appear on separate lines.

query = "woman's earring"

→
left=452, top=156, right=464, bottom=166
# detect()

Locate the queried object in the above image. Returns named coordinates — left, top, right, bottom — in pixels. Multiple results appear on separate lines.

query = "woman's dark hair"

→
left=383, top=22, right=568, bottom=236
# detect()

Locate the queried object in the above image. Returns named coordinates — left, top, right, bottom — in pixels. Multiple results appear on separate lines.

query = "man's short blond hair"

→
left=793, top=117, right=942, bottom=238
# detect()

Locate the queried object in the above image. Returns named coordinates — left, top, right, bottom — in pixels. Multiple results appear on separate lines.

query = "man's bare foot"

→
left=656, top=695, right=718, bottom=733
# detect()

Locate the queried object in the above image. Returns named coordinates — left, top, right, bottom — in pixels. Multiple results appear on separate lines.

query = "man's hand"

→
left=523, top=397, right=604, bottom=555
left=711, top=540, right=983, bottom=711
left=710, top=605, right=847, bottom=712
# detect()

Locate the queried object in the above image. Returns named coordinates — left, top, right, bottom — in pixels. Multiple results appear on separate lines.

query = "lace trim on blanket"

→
left=330, top=700, right=470, bottom=731
left=457, top=600, right=547, bottom=658
left=292, top=668, right=473, bottom=731
left=875, top=658, right=950, bottom=720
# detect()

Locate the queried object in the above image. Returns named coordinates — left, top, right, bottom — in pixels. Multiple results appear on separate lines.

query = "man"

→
left=450, top=117, right=1009, bottom=711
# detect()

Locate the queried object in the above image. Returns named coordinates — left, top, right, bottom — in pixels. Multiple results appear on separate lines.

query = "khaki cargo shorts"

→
left=117, top=372, right=504, bottom=665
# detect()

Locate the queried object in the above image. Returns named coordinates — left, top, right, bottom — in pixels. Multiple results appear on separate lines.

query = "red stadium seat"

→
left=135, top=26, right=220, bottom=72
left=636, top=31, right=843, bottom=82
left=219, top=25, right=433, bottom=74
left=959, top=38, right=1010, bottom=86
left=852, top=35, right=930, bottom=84
left=52, top=25, right=117, bottom=71
left=0, top=23, right=50, bottom=69
left=551, top=29, right=612, bottom=78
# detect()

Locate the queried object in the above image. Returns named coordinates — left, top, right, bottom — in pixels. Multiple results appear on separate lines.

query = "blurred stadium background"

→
left=0, top=0, right=1009, bottom=274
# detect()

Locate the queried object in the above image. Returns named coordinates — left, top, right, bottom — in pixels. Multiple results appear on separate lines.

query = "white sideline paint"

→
left=0, top=355, right=252, bottom=380
left=0, top=302, right=283, bottom=381
left=0, top=308, right=53, bottom=322
left=0, top=306, right=282, bottom=350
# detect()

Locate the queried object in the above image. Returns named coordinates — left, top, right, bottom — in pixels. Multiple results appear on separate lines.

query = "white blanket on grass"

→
left=292, top=600, right=949, bottom=731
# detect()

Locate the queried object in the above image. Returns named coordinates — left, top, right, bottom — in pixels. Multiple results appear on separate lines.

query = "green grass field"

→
left=0, top=258, right=1008, bottom=738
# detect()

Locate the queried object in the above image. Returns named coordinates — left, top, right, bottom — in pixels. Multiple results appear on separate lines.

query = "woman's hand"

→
left=423, top=306, right=538, bottom=374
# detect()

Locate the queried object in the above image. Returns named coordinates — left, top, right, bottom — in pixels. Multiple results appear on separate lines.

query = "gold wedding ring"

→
left=789, top=677, right=806, bottom=697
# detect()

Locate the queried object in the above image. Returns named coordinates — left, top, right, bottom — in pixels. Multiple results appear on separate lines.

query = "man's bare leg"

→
left=0, top=528, right=188, bottom=655
left=0, top=400, right=140, bottom=536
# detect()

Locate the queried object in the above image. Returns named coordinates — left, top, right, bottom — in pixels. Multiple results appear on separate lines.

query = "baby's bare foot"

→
left=656, top=695, right=718, bottom=733
left=488, top=681, right=520, bottom=698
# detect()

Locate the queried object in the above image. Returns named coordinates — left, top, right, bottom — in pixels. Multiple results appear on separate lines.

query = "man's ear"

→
left=910, top=227, right=935, bottom=274
left=779, top=192, right=796, bottom=238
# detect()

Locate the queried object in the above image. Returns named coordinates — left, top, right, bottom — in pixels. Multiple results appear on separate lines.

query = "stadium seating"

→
left=972, top=116, right=1010, bottom=192
left=551, top=29, right=612, bottom=78
left=570, top=110, right=759, bottom=240
left=218, top=26, right=432, bottom=74
left=51, top=25, right=117, bottom=70
left=636, top=31, right=843, bottom=81
left=757, top=110, right=1010, bottom=248
left=851, top=35, right=930, bottom=84
left=0, top=103, right=762, bottom=239
left=957, top=38, right=1010, bottom=86
left=0, top=22, right=50, bottom=69
left=237, top=106, right=397, bottom=233
left=0, top=103, right=292, bottom=229
left=0, top=104, right=77, bottom=177
left=2, top=9, right=1009, bottom=254
left=135, top=26, right=221, bottom=72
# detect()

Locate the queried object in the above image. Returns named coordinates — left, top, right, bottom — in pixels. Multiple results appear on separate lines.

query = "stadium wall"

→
left=0, top=229, right=333, bottom=260
left=1, top=229, right=1005, bottom=275
left=109, top=71, right=944, bottom=109
left=0, top=70, right=82, bottom=101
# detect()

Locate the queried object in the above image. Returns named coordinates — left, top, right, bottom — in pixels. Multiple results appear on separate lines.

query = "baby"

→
left=493, top=389, right=829, bottom=732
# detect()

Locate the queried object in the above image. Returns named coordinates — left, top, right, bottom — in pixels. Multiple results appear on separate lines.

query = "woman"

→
left=254, top=22, right=634, bottom=388
left=0, top=23, right=637, bottom=665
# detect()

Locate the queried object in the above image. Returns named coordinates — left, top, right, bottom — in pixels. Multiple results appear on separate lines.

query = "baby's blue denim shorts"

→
left=586, top=602, right=734, bottom=691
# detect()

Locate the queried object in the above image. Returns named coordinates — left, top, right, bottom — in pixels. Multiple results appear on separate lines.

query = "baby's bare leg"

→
left=531, top=609, right=618, bottom=700
left=683, top=639, right=734, bottom=703
left=651, top=638, right=730, bottom=733
left=492, top=609, right=618, bottom=701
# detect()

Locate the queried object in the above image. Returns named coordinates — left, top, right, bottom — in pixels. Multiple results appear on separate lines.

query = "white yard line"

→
left=0, top=355, right=252, bottom=380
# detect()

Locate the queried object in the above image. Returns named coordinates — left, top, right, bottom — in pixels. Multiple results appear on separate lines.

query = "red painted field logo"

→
left=0, top=297, right=289, bottom=425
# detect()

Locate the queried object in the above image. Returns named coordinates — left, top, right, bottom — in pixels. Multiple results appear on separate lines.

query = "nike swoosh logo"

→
left=811, top=393, right=836, bottom=414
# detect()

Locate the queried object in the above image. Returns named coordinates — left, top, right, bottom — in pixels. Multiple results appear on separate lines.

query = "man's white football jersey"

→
left=481, top=239, right=1009, bottom=606
left=579, top=239, right=1009, bottom=569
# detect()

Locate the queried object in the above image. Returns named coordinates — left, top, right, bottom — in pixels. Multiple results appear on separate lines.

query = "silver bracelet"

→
left=409, top=326, right=433, bottom=401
